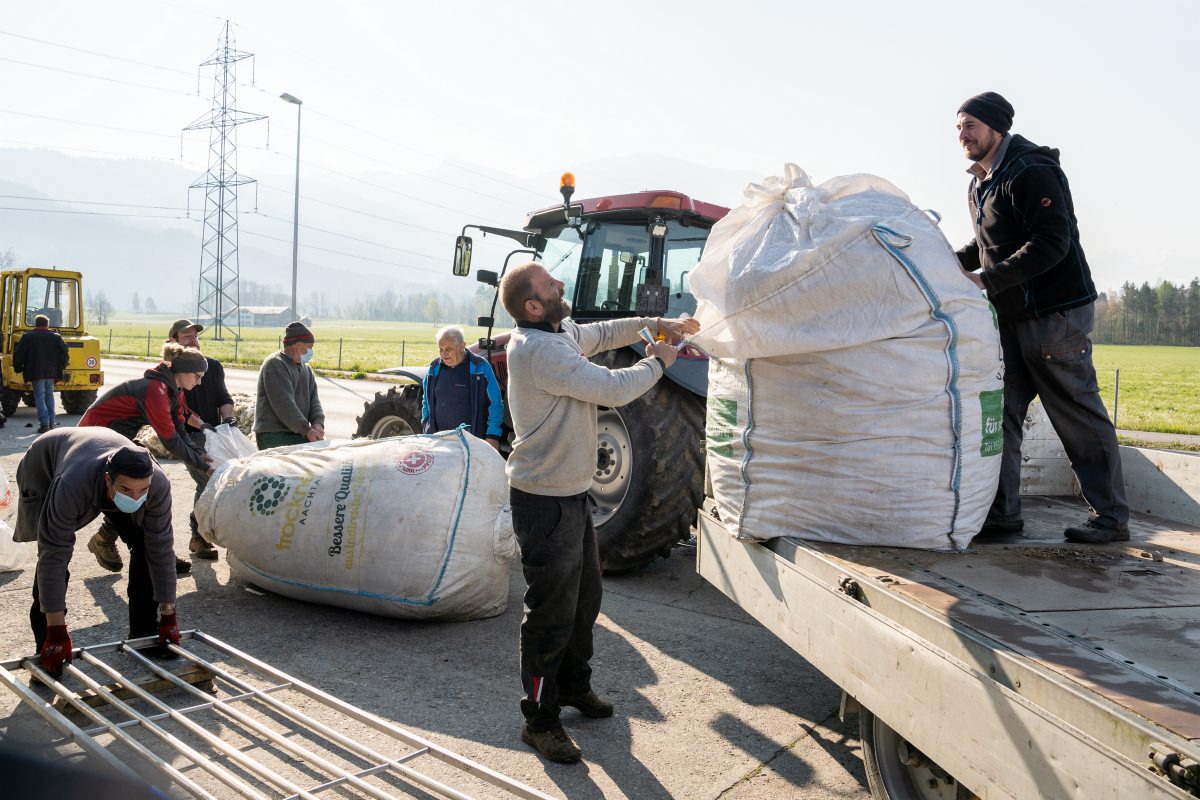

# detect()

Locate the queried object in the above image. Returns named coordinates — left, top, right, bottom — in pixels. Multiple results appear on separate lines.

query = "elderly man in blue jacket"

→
left=421, top=326, right=503, bottom=449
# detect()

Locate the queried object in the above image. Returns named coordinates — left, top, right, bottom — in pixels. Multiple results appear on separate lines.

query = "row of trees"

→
left=1094, top=279, right=1200, bottom=346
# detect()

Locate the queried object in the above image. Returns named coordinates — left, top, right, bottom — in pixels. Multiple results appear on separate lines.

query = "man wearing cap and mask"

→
left=168, top=319, right=234, bottom=561
left=254, top=321, right=325, bottom=449
left=955, top=91, right=1128, bottom=545
left=14, top=427, right=181, bottom=677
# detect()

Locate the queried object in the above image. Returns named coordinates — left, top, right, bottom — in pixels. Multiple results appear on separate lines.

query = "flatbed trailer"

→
left=697, top=425, right=1200, bottom=799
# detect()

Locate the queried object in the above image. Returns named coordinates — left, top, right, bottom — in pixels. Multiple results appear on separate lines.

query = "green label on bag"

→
left=707, top=397, right=738, bottom=459
left=980, top=389, right=1003, bottom=457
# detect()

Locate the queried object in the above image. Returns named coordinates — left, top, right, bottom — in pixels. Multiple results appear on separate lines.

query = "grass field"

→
left=93, top=315, right=491, bottom=375
left=1093, top=345, right=1200, bottom=435
left=90, top=316, right=1200, bottom=436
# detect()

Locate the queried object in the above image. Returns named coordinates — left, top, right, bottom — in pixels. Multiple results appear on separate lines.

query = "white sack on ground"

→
left=695, top=165, right=1002, bottom=550
left=195, top=429, right=517, bottom=620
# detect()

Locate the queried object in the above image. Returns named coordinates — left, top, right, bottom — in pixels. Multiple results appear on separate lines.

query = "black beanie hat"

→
left=106, top=446, right=154, bottom=479
left=957, top=92, right=1015, bottom=134
left=283, top=321, right=314, bottom=345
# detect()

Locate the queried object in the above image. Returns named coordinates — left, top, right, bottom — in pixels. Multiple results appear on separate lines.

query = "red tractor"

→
left=356, top=176, right=728, bottom=570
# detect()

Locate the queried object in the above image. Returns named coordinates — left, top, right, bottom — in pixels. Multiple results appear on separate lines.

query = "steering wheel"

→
left=600, top=300, right=629, bottom=312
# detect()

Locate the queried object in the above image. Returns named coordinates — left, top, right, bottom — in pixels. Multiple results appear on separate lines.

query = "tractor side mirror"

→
left=452, top=235, right=473, bottom=277
left=476, top=270, right=499, bottom=287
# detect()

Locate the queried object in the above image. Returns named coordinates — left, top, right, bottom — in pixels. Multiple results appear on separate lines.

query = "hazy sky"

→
left=3, top=0, right=1198, bottom=296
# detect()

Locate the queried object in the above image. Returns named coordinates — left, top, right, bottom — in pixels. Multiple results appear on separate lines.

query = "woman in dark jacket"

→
left=80, top=342, right=213, bottom=574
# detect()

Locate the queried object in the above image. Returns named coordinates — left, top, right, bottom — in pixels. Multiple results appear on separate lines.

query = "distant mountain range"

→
left=0, top=147, right=759, bottom=318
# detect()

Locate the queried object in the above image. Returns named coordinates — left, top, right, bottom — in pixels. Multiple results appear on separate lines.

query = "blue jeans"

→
left=32, top=379, right=56, bottom=428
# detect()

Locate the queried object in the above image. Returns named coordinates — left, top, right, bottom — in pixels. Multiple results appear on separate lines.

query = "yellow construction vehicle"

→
left=0, top=267, right=104, bottom=418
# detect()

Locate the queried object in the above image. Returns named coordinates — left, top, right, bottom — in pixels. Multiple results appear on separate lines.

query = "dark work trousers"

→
left=991, top=303, right=1129, bottom=527
left=30, top=510, right=159, bottom=652
left=186, top=430, right=209, bottom=538
left=511, top=487, right=602, bottom=732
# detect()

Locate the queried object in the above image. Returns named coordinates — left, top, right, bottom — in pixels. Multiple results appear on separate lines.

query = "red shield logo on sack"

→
left=396, top=448, right=434, bottom=475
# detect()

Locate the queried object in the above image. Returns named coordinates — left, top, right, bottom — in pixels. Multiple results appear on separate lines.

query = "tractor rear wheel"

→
left=590, top=348, right=705, bottom=572
left=21, top=392, right=35, bottom=407
left=61, top=390, right=97, bottom=415
left=354, top=384, right=422, bottom=439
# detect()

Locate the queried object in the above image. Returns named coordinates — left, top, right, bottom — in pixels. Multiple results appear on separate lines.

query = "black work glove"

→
left=221, top=417, right=237, bottom=427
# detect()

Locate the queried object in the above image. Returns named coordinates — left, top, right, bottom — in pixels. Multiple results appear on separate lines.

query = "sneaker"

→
left=1064, top=518, right=1130, bottom=544
left=175, top=557, right=192, bottom=575
left=189, top=532, right=218, bottom=560
left=521, top=723, right=582, bottom=763
left=36, top=425, right=50, bottom=434
left=980, top=517, right=1024, bottom=535
left=559, top=690, right=614, bottom=718
left=87, top=533, right=122, bottom=572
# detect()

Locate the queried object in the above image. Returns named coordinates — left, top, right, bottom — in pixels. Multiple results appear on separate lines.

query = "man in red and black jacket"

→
left=955, top=91, right=1128, bottom=545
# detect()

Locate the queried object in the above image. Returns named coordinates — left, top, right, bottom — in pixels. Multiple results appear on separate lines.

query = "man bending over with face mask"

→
left=14, top=428, right=180, bottom=677
left=254, top=321, right=325, bottom=450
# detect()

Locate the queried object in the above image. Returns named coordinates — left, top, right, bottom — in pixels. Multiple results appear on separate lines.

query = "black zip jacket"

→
left=12, top=327, right=69, bottom=381
left=956, top=134, right=1098, bottom=319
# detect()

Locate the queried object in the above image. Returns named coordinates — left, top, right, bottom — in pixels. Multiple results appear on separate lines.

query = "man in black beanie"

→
left=254, top=321, right=325, bottom=449
left=14, top=428, right=181, bottom=676
left=955, top=91, right=1128, bottom=544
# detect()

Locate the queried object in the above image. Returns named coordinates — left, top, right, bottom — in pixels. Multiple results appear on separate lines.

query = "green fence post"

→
left=107, top=330, right=112, bottom=353
left=401, top=340, right=405, bottom=366
left=234, top=338, right=238, bottom=362
left=338, top=338, right=343, bottom=370
left=146, top=331, right=151, bottom=356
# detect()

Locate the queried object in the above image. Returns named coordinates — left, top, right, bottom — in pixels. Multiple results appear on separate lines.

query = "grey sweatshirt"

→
left=14, top=427, right=176, bottom=613
left=505, top=316, right=663, bottom=496
left=254, top=350, right=325, bottom=434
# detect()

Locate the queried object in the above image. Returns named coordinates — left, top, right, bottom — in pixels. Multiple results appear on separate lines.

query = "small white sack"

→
left=202, top=423, right=257, bottom=467
left=0, top=520, right=32, bottom=572
left=196, top=429, right=516, bottom=621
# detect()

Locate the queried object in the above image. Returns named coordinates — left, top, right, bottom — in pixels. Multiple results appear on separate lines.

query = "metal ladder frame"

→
left=0, top=630, right=555, bottom=800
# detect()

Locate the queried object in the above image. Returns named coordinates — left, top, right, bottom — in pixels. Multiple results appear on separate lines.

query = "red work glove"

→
left=41, top=624, right=72, bottom=676
left=158, top=612, right=180, bottom=646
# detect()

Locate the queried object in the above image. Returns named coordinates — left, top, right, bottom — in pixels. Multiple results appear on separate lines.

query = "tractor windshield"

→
left=539, top=220, right=708, bottom=319
left=24, top=275, right=80, bottom=329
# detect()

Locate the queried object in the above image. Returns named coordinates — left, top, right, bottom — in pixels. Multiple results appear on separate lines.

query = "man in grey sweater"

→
left=254, top=321, right=325, bottom=449
left=15, top=428, right=180, bottom=676
left=499, top=261, right=698, bottom=763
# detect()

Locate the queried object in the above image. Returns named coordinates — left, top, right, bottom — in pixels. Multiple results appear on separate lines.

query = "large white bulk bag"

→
left=694, top=165, right=1003, bottom=550
left=195, top=429, right=517, bottom=620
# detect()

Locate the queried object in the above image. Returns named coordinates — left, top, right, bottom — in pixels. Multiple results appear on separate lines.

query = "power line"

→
left=266, top=120, right=530, bottom=209
left=0, top=205, right=186, bottom=220
left=0, top=138, right=199, bottom=163
left=306, top=106, right=548, bottom=201
left=258, top=147, right=508, bottom=223
left=0, top=193, right=189, bottom=212
left=0, top=109, right=183, bottom=139
left=238, top=229, right=446, bottom=277
left=0, top=55, right=199, bottom=97
left=0, top=29, right=195, bottom=75
left=256, top=183, right=455, bottom=237
left=247, top=211, right=443, bottom=261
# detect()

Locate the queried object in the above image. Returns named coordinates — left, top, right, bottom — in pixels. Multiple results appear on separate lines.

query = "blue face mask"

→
left=112, top=490, right=147, bottom=514
left=300, top=349, right=314, bottom=364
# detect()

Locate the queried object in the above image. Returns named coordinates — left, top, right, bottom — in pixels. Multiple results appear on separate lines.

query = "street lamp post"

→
left=280, top=92, right=302, bottom=322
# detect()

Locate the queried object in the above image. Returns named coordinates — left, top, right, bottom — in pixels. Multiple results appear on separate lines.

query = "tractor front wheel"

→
left=61, top=390, right=97, bottom=416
